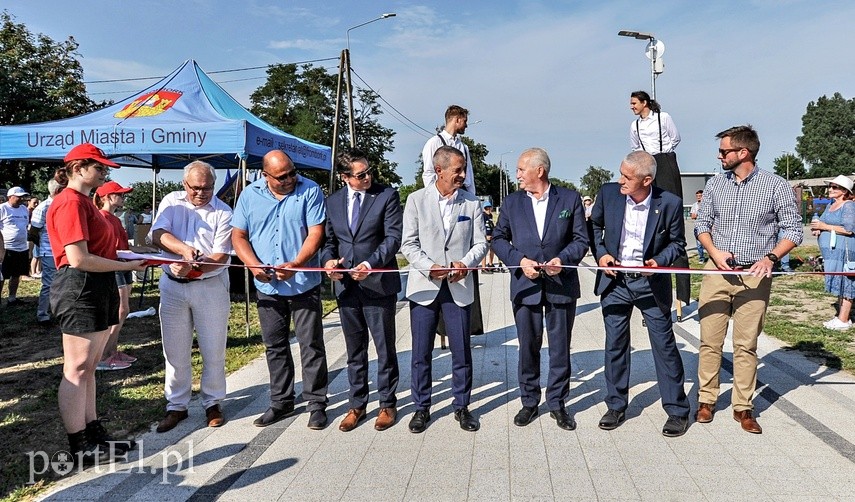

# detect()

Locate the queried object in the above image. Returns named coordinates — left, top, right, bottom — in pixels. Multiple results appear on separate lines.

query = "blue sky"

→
left=5, top=0, right=855, bottom=189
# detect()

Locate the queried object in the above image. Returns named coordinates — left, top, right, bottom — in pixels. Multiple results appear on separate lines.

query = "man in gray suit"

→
left=401, top=146, right=487, bottom=433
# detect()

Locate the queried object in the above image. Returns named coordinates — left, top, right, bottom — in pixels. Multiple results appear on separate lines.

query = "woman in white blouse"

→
left=629, top=90, right=682, bottom=197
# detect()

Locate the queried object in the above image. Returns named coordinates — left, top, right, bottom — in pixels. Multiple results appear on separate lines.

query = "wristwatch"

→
left=765, top=252, right=779, bottom=263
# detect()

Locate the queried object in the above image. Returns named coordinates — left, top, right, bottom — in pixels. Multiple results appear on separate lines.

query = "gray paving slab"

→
left=39, top=262, right=855, bottom=501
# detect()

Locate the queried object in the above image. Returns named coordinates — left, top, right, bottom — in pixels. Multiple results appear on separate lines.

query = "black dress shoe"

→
left=454, top=407, right=480, bottom=432
left=662, top=415, right=689, bottom=437
left=513, top=406, right=538, bottom=427
left=253, top=403, right=295, bottom=427
left=408, top=410, right=431, bottom=433
left=598, top=409, right=626, bottom=431
left=549, top=408, right=576, bottom=431
left=307, top=409, right=328, bottom=430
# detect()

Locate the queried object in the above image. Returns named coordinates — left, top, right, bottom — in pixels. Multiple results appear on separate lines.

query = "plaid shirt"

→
left=695, top=167, right=802, bottom=265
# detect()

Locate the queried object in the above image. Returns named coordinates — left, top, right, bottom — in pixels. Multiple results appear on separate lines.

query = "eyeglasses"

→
left=262, top=170, right=297, bottom=183
left=185, top=184, right=214, bottom=193
left=346, top=168, right=373, bottom=180
left=718, top=148, right=744, bottom=157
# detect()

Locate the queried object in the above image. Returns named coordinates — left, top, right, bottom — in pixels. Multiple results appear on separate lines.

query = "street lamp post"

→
left=617, top=30, right=664, bottom=99
left=782, top=151, right=790, bottom=181
left=330, top=13, right=396, bottom=190
left=344, top=13, right=396, bottom=146
left=499, top=150, right=513, bottom=207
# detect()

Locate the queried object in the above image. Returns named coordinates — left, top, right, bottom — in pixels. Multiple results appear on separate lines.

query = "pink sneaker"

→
left=115, top=351, right=137, bottom=363
left=96, top=354, right=131, bottom=371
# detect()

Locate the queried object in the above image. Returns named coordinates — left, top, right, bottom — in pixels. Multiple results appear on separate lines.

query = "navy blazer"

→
left=492, top=185, right=589, bottom=305
left=321, top=182, right=403, bottom=299
left=590, top=183, right=686, bottom=314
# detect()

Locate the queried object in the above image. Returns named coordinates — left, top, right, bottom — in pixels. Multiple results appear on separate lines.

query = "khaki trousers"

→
left=697, top=260, right=772, bottom=411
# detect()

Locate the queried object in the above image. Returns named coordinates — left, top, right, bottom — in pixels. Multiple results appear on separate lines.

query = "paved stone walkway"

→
left=41, top=262, right=855, bottom=501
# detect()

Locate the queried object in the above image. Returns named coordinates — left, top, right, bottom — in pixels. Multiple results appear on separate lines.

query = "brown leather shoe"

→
left=156, top=410, right=189, bottom=433
left=733, top=409, right=762, bottom=434
left=374, top=407, right=397, bottom=431
left=696, top=403, right=715, bottom=423
left=338, top=408, right=366, bottom=432
left=206, top=405, right=225, bottom=428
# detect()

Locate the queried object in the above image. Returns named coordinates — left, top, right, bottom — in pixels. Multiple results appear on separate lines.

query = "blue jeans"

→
left=37, top=256, right=56, bottom=321
left=694, top=227, right=705, bottom=261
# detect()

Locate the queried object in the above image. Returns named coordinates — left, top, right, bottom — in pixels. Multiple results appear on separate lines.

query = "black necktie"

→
left=350, top=192, right=361, bottom=233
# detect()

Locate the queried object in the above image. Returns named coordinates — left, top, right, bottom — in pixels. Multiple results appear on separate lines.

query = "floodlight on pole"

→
left=618, top=29, right=664, bottom=100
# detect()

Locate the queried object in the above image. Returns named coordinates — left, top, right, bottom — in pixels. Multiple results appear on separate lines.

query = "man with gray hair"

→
left=28, top=177, right=62, bottom=325
left=590, top=151, right=690, bottom=437
left=492, top=148, right=589, bottom=431
left=150, top=161, right=234, bottom=432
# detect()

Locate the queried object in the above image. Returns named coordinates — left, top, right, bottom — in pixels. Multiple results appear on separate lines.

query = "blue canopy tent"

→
left=0, top=59, right=331, bottom=173
left=0, top=60, right=331, bottom=333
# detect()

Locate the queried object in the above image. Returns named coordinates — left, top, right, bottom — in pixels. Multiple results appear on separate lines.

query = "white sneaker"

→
left=824, top=318, right=852, bottom=330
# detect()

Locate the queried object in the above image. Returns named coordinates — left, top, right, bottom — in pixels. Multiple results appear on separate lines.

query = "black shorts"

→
left=1, top=249, right=29, bottom=278
left=50, top=267, right=119, bottom=334
left=115, top=270, right=134, bottom=287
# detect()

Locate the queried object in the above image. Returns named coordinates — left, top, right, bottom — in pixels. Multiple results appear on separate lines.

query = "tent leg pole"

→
left=240, top=158, right=251, bottom=338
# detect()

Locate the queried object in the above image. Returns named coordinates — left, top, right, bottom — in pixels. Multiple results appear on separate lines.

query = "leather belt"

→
left=620, top=272, right=644, bottom=279
left=165, top=274, right=212, bottom=284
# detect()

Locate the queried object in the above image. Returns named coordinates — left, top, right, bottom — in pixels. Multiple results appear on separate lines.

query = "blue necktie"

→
left=350, top=192, right=361, bottom=233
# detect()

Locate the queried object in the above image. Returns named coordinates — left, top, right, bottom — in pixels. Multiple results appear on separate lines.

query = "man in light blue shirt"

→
left=28, top=179, right=60, bottom=325
left=232, top=150, right=329, bottom=430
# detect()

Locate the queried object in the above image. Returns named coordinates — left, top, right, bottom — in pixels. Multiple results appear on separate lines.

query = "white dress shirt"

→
left=347, top=187, right=366, bottom=229
left=630, top=111, right=681, bottom=154
left=436, top=189, right=458, bottom=235
left=526, top=185, right=551, bottom=240
left=422, top=130, right=476, bottom=194
left=618, top=191, right=652, bottom=266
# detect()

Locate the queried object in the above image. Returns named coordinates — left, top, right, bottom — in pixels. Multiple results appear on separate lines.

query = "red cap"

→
left=64, top=143, right=120, bottom=167
left=95, top=181, right=133, bottom=197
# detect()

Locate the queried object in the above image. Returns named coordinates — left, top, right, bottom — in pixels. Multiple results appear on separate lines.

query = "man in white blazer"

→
left=401, top=146, right=487, bottom=433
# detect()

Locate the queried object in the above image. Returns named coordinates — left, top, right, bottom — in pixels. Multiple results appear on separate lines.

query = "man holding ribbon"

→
left=232, top=150, right=329, bottom=430
left=695, top=125, right=802, bottom=434
left=151, top=161, right=233, bottom=433
left=492, top=147, right=588, bottom=431
left=322, top=149, right=403, bottom=432
left=590, top=151, right=690, bottom=437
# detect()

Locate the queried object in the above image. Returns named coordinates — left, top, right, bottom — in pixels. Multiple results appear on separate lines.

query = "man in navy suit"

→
left=590, top=151, right=690, bottom=437
left=492, top=148, right=589, bottom=431
left=322, top=149, right=403, bottom=433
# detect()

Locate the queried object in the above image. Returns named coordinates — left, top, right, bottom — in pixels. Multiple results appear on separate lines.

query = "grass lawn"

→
left=688, top=245, right=855, bottom=372
left=0, top=270, right=336, bottom=501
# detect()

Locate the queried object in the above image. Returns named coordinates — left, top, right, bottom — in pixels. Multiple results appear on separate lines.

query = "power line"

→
left=83, top=57, right=340, bottom=84
left=350, top=67, right=433, bottom=137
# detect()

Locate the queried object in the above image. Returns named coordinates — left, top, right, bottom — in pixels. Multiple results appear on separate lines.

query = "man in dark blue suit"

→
left=590, top=151, right=690, bottom=437
left=322, top=149, right=403, bottom=432
left=492, top=148, right=589, bottom=431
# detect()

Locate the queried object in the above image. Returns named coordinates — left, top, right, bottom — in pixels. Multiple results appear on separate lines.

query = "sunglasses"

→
left=718, top=148, right=744, bottom=157
left=262, top=170, right=297, bottom=183
left=346, top=168, right=373, bottom=180
left=829, top=185, right=845, bottom=191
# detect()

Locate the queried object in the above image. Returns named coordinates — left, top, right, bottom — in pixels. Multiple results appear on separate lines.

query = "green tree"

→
left=250, top=63, right=399, bottom=191
left=0, top=11, right=104, bottom=189
left=549, top=177, right=578, bottom=191
left=772, top=153, right=806, bottom=180
left=796, top=92, right=855, bottom=178
left=124, top=180, right=184, bottom=213
left=580, top=165, right=613, bottom=197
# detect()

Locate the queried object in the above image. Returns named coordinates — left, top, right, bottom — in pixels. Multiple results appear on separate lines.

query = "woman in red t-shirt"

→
left=46, top=143, right=146, bottom=466
left=93, top=181, right=137, bottom=371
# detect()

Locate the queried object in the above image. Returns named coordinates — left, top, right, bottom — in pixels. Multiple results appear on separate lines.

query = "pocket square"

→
left=457, top=215, right=471, bottom=222
left=559, top=209, right=571, bottom=219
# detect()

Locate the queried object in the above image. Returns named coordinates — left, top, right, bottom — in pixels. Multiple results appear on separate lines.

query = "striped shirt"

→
left=695, top=167, right=802, bottom=265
